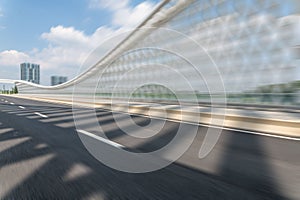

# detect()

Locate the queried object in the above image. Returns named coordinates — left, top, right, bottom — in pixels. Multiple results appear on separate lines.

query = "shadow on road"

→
left=0, top=98, right=292, bottom=199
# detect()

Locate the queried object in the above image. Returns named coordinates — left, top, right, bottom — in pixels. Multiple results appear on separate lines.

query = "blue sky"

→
left=0, top=0, right=160, bottom=85
left=0, top=0, right=109, bottom=52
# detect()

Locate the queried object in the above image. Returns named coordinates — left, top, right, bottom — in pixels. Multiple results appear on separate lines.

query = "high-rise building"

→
left=20, top=63, right=40, bottom=84
left=51, top=76, right=68, bottom=86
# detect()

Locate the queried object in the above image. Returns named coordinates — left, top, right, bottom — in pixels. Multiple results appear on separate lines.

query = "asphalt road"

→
left=0, top=95, right=299, bottom=200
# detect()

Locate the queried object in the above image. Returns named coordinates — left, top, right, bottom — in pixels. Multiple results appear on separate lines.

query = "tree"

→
left=13, top=85, right=18, bottom=94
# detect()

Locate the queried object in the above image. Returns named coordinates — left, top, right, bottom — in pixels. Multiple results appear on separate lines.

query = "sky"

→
left=0, top=0, right=160, bottom=85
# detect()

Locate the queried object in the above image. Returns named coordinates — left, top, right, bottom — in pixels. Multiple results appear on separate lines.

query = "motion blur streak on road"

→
left=0, top=95, right=299, bottom=200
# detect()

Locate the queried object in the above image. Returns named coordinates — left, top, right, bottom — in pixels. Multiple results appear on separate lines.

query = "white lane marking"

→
left=18, top=106, right=25, bottom=109
left=206, top=125, right=300, bottom=141
left=10, top=102, right=15, bottom=105
left=97, top=109, right=300, bottom=141
left=4, top=101, right=8, bottom=103
left=34, top=112, right=48, bottom=118
left=77, top=129, right=125, bottom=149
left=161, top=116, right=300, bottom=141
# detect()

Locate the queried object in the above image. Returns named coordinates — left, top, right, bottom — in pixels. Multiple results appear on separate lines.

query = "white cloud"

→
left=0, top=50, right=30, bottom=80
left=113, top=1, right=155, bottom=27
left=35, top=26, right=116, bottom=83
left=41, top=26, right=89, bottom=47
left=0, top=1, right=157, bottom=85
left=0, top=25, right=128, bottom=85
left=89, top=0, right=156, bottom=28
left=0, top=50, right=30, bottom=66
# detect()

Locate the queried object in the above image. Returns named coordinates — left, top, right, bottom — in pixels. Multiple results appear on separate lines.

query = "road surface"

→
left=0, top=95, right=299, bottom=200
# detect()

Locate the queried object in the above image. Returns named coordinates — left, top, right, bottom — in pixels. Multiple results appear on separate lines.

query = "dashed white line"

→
left=34, top=112, right=48, bottom=118
left=10, top=102, right=15, bottom=105
left=77, top=129, right=125, bottom=149
left=18, top=106, right=26, bottom=109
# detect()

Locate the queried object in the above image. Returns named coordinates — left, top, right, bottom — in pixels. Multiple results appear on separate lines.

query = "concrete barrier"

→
left=10, top=94, right=300, bottom=138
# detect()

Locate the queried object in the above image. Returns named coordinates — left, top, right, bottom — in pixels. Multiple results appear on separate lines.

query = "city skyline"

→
left=51, top=75, right=68, bottom=86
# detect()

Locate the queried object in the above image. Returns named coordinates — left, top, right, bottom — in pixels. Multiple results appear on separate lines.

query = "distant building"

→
left=51, top=76, right=68, bottom=86
left=20, top=63, right=40, bottom=84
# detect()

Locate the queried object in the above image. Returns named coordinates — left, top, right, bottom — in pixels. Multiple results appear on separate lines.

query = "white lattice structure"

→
left=14, top=0, right=300, bottom=105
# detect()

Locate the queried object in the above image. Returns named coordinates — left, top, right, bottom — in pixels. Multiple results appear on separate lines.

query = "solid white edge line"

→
left=77, top=129, right=125, bottom=149
left=97, top=108, right=300, bottom=141
left=208, top=125, right=300, bottom=141
left=18, top=106, right=25, bottom=109
left=34, top=112, right=48, bottom=118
